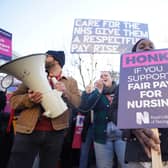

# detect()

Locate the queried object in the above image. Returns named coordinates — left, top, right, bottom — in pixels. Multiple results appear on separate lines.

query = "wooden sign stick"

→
left=151, top=128, right=163, bottom=168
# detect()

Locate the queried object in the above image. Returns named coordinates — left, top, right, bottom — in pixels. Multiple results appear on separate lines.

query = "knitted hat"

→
left=46, top=50, right=65, bottom=68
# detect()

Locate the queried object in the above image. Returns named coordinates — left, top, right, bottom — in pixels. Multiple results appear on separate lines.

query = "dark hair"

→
left=0, top=91, right=6, bottom=111
left=132, top=38, right=146, bottom=52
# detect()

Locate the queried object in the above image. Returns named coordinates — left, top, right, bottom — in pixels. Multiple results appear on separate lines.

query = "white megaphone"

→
left=0, top=53, right=68, bottom=118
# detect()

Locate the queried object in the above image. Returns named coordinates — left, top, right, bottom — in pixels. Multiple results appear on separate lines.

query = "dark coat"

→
left=0, top=112, right=14, bottom=168
left=113, top=85, right=168, bottom=162
left=123, top=128, right=168, bottom=162
left=80, top=83, right=117, bottom=144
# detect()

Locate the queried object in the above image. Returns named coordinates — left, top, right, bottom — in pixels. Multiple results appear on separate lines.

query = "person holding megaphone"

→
left=7, top=51, right=81, bottom=168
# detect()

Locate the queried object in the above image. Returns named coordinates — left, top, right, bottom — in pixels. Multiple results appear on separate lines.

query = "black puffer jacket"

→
left=124, top=128, right=168, bottom=162
left=112, top=86, right=168, bottom=162
left=0, top=91, right=14, bottom=168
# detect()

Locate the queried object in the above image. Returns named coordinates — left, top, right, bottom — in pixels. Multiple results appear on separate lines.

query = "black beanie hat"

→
left=46, top=50, right=65, bottom=68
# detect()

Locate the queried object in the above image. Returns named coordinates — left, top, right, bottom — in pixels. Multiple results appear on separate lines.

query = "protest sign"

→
left=0, top=28, right=12, bottom=61
left=71, top=19, right=148, bottom=54
left=118, top=48, right=168, bottom=129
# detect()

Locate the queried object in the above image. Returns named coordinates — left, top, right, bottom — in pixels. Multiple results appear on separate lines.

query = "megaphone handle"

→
left=51, top=77, right=63, bottom=95
left=51, top=77, right=58, bottom=85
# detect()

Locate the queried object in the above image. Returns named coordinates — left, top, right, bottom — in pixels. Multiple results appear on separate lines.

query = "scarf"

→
left=102, top=81, right=116, bottom=96
left=102, top=81, right=117, bottom=121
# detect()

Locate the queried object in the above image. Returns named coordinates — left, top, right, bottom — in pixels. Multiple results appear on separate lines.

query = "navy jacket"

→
left=81, top=84, right=118, bottom=144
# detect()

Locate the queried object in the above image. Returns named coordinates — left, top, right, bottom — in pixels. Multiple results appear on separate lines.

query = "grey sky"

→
left=1, top=0, right=168, bottom=55
left=1, top=0, right=168, bottom=84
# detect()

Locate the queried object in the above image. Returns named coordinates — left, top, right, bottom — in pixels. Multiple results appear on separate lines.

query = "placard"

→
left=71, top=19, right=148, bottom=54
left=0, top=28, right=12, bottom=61
left=118, top=49, right=168, bottom=128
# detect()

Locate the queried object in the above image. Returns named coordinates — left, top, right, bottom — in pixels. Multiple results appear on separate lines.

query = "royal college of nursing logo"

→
left=136, top=111, right=150, bottom=125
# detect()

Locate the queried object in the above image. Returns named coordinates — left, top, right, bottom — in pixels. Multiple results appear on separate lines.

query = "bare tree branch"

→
left=78, top=55, right=86, bottom=88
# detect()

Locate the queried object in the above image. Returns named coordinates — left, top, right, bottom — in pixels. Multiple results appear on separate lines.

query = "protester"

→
left=0, top=91, right=14, bottom=168
left=59, top=105, right=79, bottom=168
left=122, top=38, right=168, bottom=168
left=7, top=51, right=81, bottom=168
left=81, top=71, right=128, bottom=168
left=79, top=84, right=95, bottom=168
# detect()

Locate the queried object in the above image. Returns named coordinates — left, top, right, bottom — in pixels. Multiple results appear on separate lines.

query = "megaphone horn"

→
left=0, top=54, right=68, bottom=118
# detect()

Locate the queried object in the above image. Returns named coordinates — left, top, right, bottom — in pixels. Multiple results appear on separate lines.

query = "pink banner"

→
left=0, top=35, right=12, bottom=57
left=0, top=28, right=12, bottom=60
left=122, top=49, right=168, bottom=68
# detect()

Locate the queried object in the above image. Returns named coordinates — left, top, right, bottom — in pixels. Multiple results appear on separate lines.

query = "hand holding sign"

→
left=134, top=128, right=163, bottom=168
left=132, top=128, right=160, bottom=158
left=117, top=39, right=167, bottom=167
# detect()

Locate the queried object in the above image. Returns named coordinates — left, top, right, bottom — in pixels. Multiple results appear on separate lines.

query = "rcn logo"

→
left=136, top=111, right=150, bottom=125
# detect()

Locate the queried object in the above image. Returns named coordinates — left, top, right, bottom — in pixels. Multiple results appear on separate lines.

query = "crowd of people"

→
left=0, top=38, right=168, bottom=168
